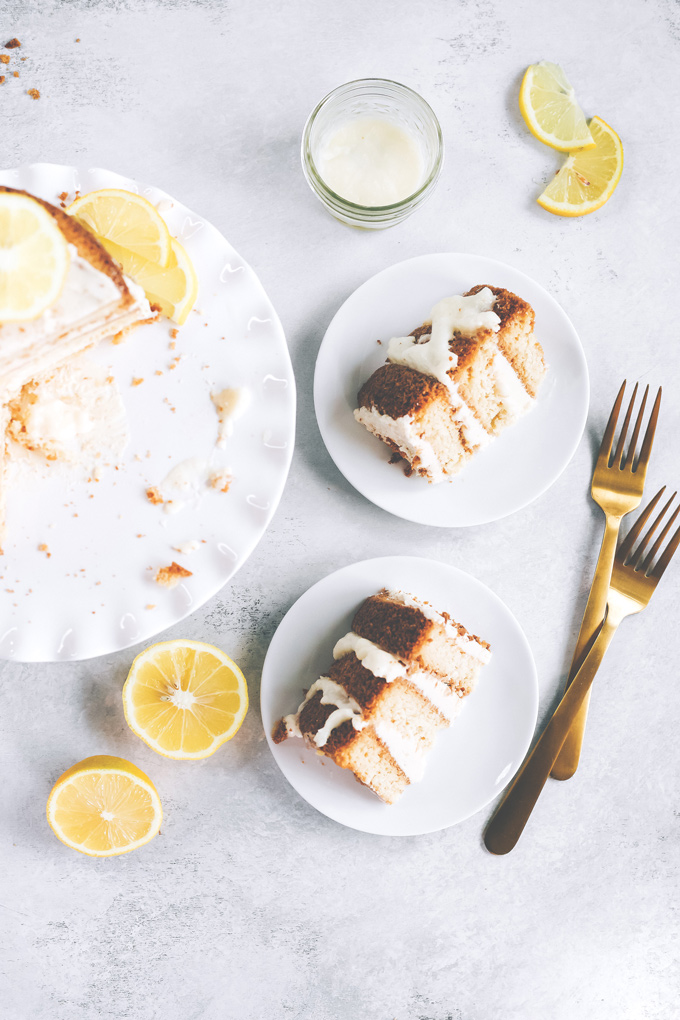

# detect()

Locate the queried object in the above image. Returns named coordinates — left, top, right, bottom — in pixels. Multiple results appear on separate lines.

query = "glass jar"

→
left=301, top=78, right=444, bottom=230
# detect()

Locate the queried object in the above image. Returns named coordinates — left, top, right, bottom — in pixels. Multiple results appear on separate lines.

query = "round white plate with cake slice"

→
left=314, top=253, right=589, bottom=527
left=261, top=555, right=538, bottom=836
left=0, top=163, right=295, bottom=662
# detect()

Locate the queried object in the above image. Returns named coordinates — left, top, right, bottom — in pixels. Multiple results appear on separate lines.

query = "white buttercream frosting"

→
left=386, top=288, right=500, bottom=388
left=333, top=631, right=405, bottom=681
left=353, top=405, right=447, bottom=482
left=282, top=676, right=366, bottom=748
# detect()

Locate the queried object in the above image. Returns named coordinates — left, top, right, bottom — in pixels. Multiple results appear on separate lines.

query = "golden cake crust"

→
left=352, top=593, right=431, bottom=660
left=358, top=362, right=447, bottom=419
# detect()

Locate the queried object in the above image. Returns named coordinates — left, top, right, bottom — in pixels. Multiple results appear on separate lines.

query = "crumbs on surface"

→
left=37, top=543, right=51, bottom=558
left=27, top=88, right=40, bottom=99
left=145, top=603, right=156, bottom=610
left=0, top=55, right=9, bottom=64
left=0, top=77, right=4, bottom=84
left=5, top=38, right=21, bottom=48
left=169, top=328, right=178, bottom=339
left=145, top=486, right=164, bottom=505
left=131, top=376, right=144, bottom=387
left=155, top=562, right=192, bottom=589
left=58, top=191, right=68, bottom=202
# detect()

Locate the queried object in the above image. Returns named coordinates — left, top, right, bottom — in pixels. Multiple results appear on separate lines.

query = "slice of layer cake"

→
left=273, top=589, right=491, bottom=804
left=0, top=187, right=156, bottom=551
left=354, top=285, right=547, bottom=483
left=0, top=187, right=154, bottom=402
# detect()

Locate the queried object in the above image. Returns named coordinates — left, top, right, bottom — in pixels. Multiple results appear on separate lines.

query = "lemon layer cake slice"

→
left=355, top=285, right=547, bottom=483
left=273, top=590, right=491, bottom=804
left=0, top=187, right=154, bottom=401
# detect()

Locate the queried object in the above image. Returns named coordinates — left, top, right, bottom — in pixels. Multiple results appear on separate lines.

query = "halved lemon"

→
left=46, top=755, right=162, bottom=857
left=99, top=235, right=198, bottom=325
left=0, top=190, right=70, bottom=321
left=122, top=639, right=248, bottom=759
left=519, top=61, right=595, bottom=152
left=537, top=116, right=623, bottom=216
left=67, top=188, right=171, bottom=266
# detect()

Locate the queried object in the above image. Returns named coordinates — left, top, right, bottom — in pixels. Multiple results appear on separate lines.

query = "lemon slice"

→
left=99, top=235, right=198, bottom=325
left=67, top=188, right=171, bottom=267
left=46, top=755, right=162, bottom=857
left=537, top=116, right=623, bottom=217
left=0, top=191, right=70, bottom=322
left=122, top=639, right=249, bottom=759
left=519, top=61, right=595, bottom=152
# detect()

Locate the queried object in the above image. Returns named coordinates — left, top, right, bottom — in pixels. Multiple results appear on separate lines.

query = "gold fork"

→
left=485, top=488, right=680, bottom=854
left=551, top=382, right=662, bottom=781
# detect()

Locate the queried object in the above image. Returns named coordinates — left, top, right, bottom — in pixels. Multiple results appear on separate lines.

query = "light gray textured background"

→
left=1, top=1, right=679, bottom=1018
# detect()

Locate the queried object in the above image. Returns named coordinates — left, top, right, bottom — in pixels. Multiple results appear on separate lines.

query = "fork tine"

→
left=641, top=498, right=680, bottom=573
left=597, top=381, right=626, bottom=465
left=626, top=491, right=677, bottom=568
left=613, top=382, right=638, bottom=467
left=622, top=384, right=648, bottom=469
left=617, top=486, right=666, bottom=562
left=634, top=386, right=662, bottom=474
left=652, top=520, right=680, bottom=579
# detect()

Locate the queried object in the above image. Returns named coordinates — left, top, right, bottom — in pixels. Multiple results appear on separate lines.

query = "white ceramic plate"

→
left=261, top=556, right=538, bottom=836
left=314, top=253, right=589, bottom=527
left=0, top=163, right=295, bottom=662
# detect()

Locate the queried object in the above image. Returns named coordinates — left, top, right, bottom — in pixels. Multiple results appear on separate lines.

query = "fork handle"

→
left=484, top=612, right=620, bottom=855
left=551, top=512, right=622, bottom=780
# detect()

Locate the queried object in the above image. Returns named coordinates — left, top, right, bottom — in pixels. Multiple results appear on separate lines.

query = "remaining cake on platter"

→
left=354, top=285, right=547, bottom=483
left=0, top=187, right=156, bottom=551
left=273, top=589, right=491, bottom=804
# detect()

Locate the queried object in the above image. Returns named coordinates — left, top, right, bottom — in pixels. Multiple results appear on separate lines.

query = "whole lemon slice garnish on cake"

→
left=46, top=755, right=163, bottom=857
left=67, top=188, right=172, bottom=266
left=537, top=116, right=623, bottom=216
left=122, top=639, right=249, bottom=759
left=0, top=190, right=70, bottom=321
left=519, top=61, right=595, bottom=152
left=99, top=235, right=198, bottom=325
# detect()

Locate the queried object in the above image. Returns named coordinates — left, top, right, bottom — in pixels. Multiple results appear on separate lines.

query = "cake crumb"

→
left=208, top=469, right=232, bottom=493
left=0, top=76, right=4, bottom=84
left=145, top=603, right=156, bottom=610
left=131, top=376, right=144, bottom=387
left=13, top=70, right=19, bottom=77
left=58, top=191, right=68, bottom=201
left=5, top=38, right=21, bottom=48
left=169, top=328, right=178, bottom=339
left=155, top=369, right=163, bottom=376
left=155, top=562, right=192, bottom=589
left=28, top=88, right=40, bottom=99
left=37, top=543, right=51, bottom=558
left=145, top=486, right=164, bottom=505
left=0, top=55, right=9, bottom=64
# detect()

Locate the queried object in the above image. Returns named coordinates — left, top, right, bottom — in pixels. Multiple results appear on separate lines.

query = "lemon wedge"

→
left=122, top=639, right=249, bottom=759
left=46, top=755, right=163, bottom=857
left=0, top=190, right=70, bottom=322
left=67, top=188, right=171, bottom=267
left=519, top=61, right=595, bottom=152
left=537, top=116, right=623, bottom=216
left=100, top=235, right=198, bottom=325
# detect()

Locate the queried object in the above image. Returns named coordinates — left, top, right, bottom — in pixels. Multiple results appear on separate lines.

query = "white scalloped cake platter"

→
left=261, top=556, right=539, bottom=836
left=314, top=253, right=589, bottom=527
left=0, top=163, right=295, bottom=662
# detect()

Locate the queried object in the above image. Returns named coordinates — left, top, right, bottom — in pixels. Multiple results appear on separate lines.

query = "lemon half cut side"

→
left=123, top=639, right=249, bottom=760
left=46, top=755, right=163, bottom=857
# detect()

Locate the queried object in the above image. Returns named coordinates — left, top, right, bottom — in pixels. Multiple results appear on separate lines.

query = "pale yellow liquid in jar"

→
left=316, top=117, right=425, bottom=207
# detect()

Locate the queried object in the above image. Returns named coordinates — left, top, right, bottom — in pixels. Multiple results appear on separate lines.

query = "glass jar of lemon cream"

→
left=302, top=79, right=444, bottom=229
